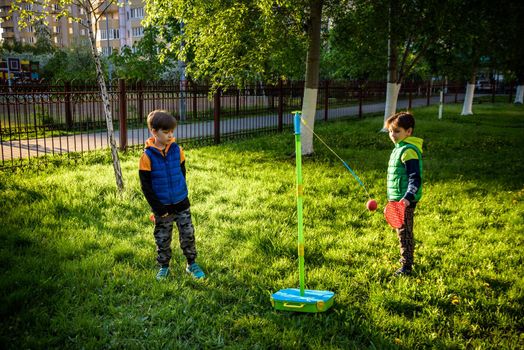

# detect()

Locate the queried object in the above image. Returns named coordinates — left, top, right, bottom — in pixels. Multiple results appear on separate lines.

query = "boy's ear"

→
left=407, top=127, right=413, bottom=136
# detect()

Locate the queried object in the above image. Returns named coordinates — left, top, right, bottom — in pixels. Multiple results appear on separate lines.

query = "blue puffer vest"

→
left=145, top=143, right=188, bottom=205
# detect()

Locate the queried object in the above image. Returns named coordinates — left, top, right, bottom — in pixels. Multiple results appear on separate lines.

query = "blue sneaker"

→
left=156, top=267, right=170, bottom=281
left=186, top=263, right=205, bottom=279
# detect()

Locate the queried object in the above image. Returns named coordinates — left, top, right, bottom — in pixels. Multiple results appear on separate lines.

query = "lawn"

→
left=1, top=102, right=523, bottom=349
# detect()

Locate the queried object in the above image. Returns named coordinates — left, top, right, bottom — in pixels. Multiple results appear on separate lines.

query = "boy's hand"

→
left=400, top=198, right=410, bottom=207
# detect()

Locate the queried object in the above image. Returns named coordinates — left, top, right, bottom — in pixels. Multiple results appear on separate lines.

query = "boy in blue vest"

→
left=139, top=110, right=205, bottom=280
left=385, top=112, right=423, bottom=276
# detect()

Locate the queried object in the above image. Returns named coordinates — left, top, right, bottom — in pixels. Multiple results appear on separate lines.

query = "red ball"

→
left=366, top=199, right=377, bottom=211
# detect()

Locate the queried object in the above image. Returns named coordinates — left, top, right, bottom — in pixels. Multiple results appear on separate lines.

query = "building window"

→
left=54, top=26, right=60, bottom=33
left=100, top=29, right=119, bottom=40
left=29, top=37, right=35, bottom=44
left=132, top=26, right=144, bottom=37
left=102, top=47, right=112, bottom=56
left=27, top=26, right=34, bottom=32
left=130, top=7, right=144, bottom=19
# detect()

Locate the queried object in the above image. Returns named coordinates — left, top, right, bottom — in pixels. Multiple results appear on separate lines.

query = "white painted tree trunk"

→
left=383, top=82, right=401, bottom=125
left=299, top=0, right=322, bottom=155
left=300, top=88, right=318, bottom=155
left=514, top=85, right=524, bottom=104
left=461, top=83, right=475, bottom=115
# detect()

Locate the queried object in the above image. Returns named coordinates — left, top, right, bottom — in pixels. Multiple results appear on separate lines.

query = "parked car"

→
left=476, top=80, right=492, bottom=91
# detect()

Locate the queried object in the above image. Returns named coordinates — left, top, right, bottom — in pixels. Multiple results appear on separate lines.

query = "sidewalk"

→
left=1, top=94, right=461, bottom=161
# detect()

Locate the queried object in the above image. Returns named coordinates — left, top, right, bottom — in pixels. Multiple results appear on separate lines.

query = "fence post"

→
left=236, top=88, right=240, bottom=116
left=408, top=82, right=413, bottom=109
left=214, top=88, right=221, bottom=144
left=278, top=79, right=283, bottom=132
left=491, top=79, right=496, bottom=103
left=426, top=81, right=431, bottom=106
left=119, top=79, right=127, bottom=151
left=508, top=81, right=514, bottom=103
left=358, top=83, right=363, bottom=118
left=192, top=82, right=198, bottom=120
left=64, top=81, right=73, bottom=129
left=138, top=81, right=144, bottom=123
left=324, top=80, right=329, bottom=122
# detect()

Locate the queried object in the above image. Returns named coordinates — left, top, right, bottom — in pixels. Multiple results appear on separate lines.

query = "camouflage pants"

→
left=396, top=206, right=415, bottom=269
left=153, top=208, right=197, bottom=267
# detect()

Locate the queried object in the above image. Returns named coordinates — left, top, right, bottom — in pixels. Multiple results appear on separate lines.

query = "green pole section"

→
left=293, top=112, right=305, bottom=296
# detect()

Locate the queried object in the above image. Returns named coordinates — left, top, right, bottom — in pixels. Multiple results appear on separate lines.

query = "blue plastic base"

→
left=271, top=288, right=335, bottom=313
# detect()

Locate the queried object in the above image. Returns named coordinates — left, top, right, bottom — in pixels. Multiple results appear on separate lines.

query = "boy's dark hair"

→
left=147, top=110, right=177, bottom=131
left=385, top=111, right=415, bottom=131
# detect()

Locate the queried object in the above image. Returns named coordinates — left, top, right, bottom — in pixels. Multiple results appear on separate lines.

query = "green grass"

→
left=1, top=102, right=523, bottom=349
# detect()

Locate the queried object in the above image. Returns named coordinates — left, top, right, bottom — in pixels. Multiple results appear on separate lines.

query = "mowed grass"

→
left=0, top=102, right=523, bottom=349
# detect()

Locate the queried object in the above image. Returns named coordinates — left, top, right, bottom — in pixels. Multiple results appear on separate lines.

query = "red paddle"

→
left=384, top=201, right=406, bottom=229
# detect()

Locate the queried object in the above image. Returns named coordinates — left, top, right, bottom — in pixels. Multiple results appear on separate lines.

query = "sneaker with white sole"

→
left=156, top=267, right=170, bottom=281
left=186, top=263, right=205, bottom=279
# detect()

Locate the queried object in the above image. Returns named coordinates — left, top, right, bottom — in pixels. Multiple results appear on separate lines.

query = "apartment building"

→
left=0, top=0, right=146, bottom=55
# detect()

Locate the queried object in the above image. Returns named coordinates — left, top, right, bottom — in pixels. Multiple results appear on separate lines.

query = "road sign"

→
left=8, top=58, right=20, bottom=72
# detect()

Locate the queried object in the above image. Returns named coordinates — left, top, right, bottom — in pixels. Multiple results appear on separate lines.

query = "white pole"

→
left=438, top=89, right=443, bottom=119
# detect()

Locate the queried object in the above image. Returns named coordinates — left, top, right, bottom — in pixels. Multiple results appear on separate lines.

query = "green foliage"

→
left=41, top=44, right=98, bottom=83
left=1, top=103, right=523, bottom=348
left=144, top=0, right=308, bottom=88
left=110, top=27, right=171, bottom=81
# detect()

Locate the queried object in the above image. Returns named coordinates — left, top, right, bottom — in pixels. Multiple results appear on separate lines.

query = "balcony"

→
left=0, top=9, right=10, bottom=18
left=0, top=0, right=11, bottom=7
left=2, top=31, right=15, bottom=39
left=1, top=18, right=14, bottom=27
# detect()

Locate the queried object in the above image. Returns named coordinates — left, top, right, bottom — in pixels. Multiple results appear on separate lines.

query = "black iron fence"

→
left=0, top=79, right=507, bottom=171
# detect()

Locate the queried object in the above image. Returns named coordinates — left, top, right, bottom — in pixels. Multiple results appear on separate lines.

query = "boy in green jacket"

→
left=385, top=112, right=423, bottom=276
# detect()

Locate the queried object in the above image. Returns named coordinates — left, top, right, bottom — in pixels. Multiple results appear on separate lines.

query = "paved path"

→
left=1, top=94, right=463, bottom=161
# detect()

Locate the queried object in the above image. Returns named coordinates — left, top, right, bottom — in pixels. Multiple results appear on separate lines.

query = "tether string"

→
left=300, top=118, right=371, bottom=198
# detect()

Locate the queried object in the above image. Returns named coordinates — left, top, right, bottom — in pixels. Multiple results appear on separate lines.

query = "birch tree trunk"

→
left=514, top=85, right=524, bottom=104
left=87, top=16, right=124, bottom=192
left=384, top=82, right=401, bottom=121
left=300, top=0, right=323, bottom=155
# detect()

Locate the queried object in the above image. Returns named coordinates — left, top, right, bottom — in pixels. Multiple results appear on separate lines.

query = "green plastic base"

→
left=271, top=288, right=335, bottom=313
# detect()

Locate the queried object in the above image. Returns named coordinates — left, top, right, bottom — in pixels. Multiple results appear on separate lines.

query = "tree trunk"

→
left=383, top=0, right=399, bottom=128
left=514, top=85, right=524, bottom=104
left=461, top=72, right=476, bottom=115
left=87, top=17, right=124, bottom=192
left=300, top=0, right=323, bottom=156
left=384, top=82, right=401, bottom=121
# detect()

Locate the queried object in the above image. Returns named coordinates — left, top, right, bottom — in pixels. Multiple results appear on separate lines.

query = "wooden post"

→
left=118, top=79, right=127, bottom=151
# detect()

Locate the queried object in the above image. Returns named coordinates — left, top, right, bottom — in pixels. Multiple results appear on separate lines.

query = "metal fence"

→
left=0, top=79, right=504, bottom=171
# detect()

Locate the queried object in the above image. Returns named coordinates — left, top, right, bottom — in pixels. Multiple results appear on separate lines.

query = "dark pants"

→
left=153, top=208, right=197, bottom=267
left=396, top=206, right=415, bottom=270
